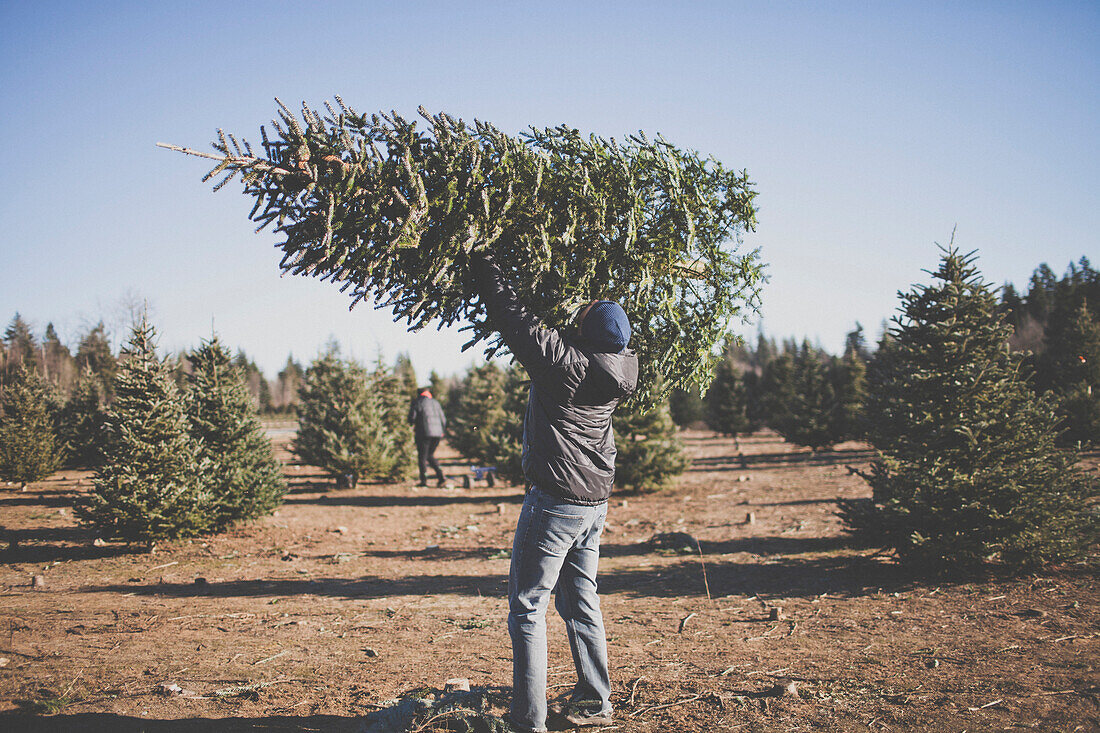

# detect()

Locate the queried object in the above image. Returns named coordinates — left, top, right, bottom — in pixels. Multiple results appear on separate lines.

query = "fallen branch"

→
left=746, top=624, right=781, bottom=641
left=628, top=676, right=645, bottom=706
left=719, top=664, right=750, bottom=677
left=629, top=693, right=704, bottom=718
left=967, top=698, right=1002, bottom=711
left=746, top=667, right=790, bottom=677
left=212, top=679, right=302, bottom=697
left=407, top=706, right=482, bottom=733
left=696, top=545, right=712, bottom=603
left=254, top=649, right=290, bottom=665
left=61, top=668, right=85, bottom=698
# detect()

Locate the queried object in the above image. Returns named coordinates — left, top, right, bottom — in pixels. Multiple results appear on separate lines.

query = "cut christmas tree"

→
left=162, top=99, right=764, bottom=408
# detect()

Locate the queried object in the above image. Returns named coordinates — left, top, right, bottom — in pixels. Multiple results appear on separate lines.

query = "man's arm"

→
left=469, top=254, right=575, bottom=383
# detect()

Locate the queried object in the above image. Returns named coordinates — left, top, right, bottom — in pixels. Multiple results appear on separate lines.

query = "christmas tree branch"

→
left=156, top=142, right=294, bottom=177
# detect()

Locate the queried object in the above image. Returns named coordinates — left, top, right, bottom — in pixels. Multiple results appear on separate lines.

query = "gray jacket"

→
left=472, top=257, right=638, bottom=504
left=408, top=394, right=447, bottom=438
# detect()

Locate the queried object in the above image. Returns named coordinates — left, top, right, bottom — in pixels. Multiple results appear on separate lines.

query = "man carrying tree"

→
left=470, top=254, right=638, bottom=733
left=407, top=386, right=447, bottom=488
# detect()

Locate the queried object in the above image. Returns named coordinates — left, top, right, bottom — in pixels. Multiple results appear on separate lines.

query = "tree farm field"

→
left=1, top=428, right=1097, bottom=732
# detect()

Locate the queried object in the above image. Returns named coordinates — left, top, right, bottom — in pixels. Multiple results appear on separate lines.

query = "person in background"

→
left=470, top=252, right=637, bottom=733
left=408, top=386, right=447, bottom=488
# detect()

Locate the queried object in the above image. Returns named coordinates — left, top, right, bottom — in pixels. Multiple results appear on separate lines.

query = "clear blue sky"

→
left=2, top=1, right=1097, bottom=379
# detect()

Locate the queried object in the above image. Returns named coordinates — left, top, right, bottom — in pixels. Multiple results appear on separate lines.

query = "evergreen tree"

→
left=768, top=343, right=843, bottom=450
left=394, top=352, right=419, bottom=397
left=669, top=387, right=707, bottom=427
left=42, top=323, right=77, bottom=393
left=257, top=375, right=274, bottom=414
left=231, top=351, right=273, bottom=413
left=187, top=337, right=286, bottom=529
left=60, top=366, right=108, bottom=469
left=3, top=313, right=38, bottom=376
left=1042, top=301, right=1100, bottom=447
left=1004, top=258, right=1100, bottom=357
left=74, top=321, right=116, bottom=394
left=751, top=333, right=778, bottom=372
left=705, top=353, right=753, bottom=436
left=832, top=331, right=869, bottom=442
left=294, top=347, right=410, bottom=488
left=428, top=370, right=451, bottom=405
left=1026, top=264, right=1059, bottom=322
left=366, top=356, right=417, bottom=481
left=447, top=361, right=527, bottom=483
left=757, top=347, right=796, bottom=434
left=839, top=248, right=1099, bottom=573
left=843, top=323, right=871, bottom=363
left=1000, top=283, right=1025, bottom=330
left=614, top=397, right=689, bottom=492
left=77, top=317, right=210, bottom=543
left=169, top=99, right=764, bottom=410
left=275, top=355, right=304, bottom=412
left=0, top=364, right=62, bottom=484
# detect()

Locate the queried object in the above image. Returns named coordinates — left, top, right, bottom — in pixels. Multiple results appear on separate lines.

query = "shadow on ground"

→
left=1, top=526, right=145, bottom=564
left=687, top=448, right=875, bottom=472
left=602, top=534, right=852, bottom=558
left=0, top=491, right=83, bottom=508
left=80, top=573, right=510, bottom=600
left=77, top=535, right=913, bottom=602
left=0, top=713, right=363, bottom=733
left=601, top=553, right=915, bottom=599
left=280, top=491, right=523, bottom=508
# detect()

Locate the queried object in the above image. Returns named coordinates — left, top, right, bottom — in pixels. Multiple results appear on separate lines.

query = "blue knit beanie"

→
left=580, top=300, right=631, bottom=352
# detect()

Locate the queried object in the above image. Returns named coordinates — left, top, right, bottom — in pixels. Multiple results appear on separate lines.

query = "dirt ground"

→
left=1, top=428, right=1097, bottom=732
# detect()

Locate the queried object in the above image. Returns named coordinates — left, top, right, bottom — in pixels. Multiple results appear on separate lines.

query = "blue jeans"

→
left=508, top=487, right=611, bottom=732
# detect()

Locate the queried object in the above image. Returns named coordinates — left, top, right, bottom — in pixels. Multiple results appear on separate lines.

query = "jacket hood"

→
left=585, top=349, right=639, bottom=398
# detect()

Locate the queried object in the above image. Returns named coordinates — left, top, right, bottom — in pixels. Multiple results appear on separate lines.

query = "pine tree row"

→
left=292, top=345, right=416, bottom=489
left=1, top=316, right=286, bottom=544
left=671, top=256, right=1099, bottom=453
left=672, top=330, right=869, bottom=451
left=76, top=318, right=286, bottom=544
left=669, top=247, right=1097, bottom=574
left=0, top=313, right=309, bottom=427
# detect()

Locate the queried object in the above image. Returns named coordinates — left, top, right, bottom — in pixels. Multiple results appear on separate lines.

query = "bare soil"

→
left=1, top=428, right=1097, bottom=732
